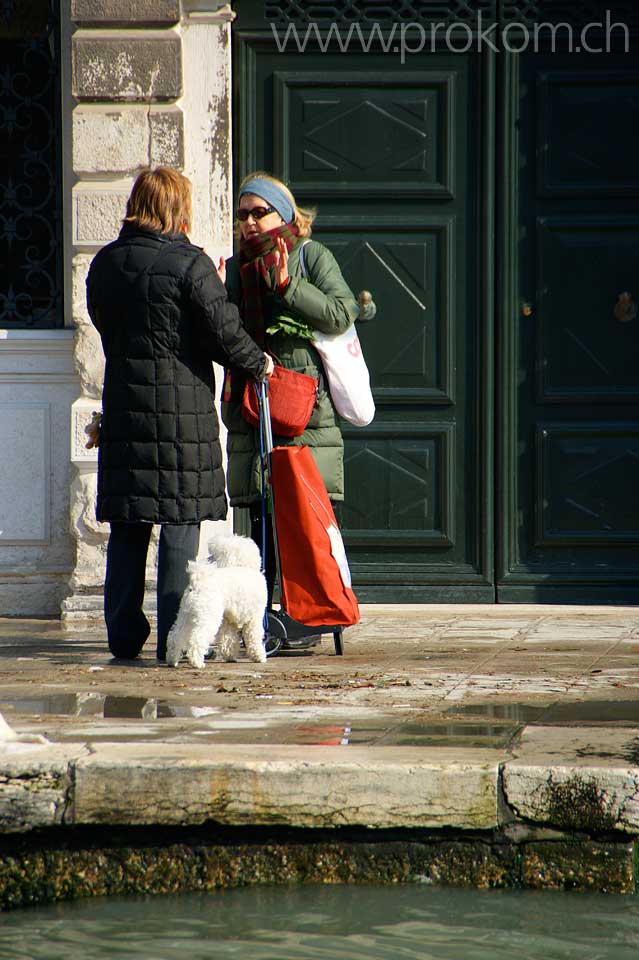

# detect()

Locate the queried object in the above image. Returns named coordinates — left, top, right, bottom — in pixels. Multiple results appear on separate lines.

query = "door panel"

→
left=316, top=222, right=454, bottom=404
left=539, top=73, right=639, bottom=197
left=538, top=218, right=639, bottom=400
left=498, top=53, right=639, bottom=603
left=234, top=11, right=493, bottom=601
left=272, top=71, right=454, bottom=198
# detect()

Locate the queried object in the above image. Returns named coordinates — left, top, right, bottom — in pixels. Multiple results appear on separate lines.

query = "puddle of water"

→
left=0, top=694, right=214, bottom=721
left=0, top=693, right=521, bottom=748
left=545, top=699, right=639, bottom=724
left=444, top=702, right=550, bottom=722
left=444, top=699, right=639, bottom=725
left=375, top=719, right=519, bottom=748
left=1, top=693, right=105, bottom=717
left=8, top=694, right=638, bottom=748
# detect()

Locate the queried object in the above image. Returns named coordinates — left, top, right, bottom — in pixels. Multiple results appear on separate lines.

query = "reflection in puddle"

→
left=0, top=694, right=524, bottom=748
left=445, top=699, right=639, bottom=724
left=5, top=694, right=634, bottom=747
left=545, top=699, right=639, bottom=724
left=375, top=720, right=519, bottom=748
left=444, top=702, right=549, bottom=722
left=0, top=693, right=219, bottom=720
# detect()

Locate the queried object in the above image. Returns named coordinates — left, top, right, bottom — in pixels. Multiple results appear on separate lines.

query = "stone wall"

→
left=63, top=1, right=236, bottom=621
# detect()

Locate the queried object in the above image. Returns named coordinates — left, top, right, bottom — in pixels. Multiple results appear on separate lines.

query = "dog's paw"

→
left=186, top=655, right=206, bottom=669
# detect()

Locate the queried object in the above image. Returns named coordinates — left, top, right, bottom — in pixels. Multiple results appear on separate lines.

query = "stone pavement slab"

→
left=0, top=605, right=638, bottom=836
left=71, top=742, right=500, bottom=830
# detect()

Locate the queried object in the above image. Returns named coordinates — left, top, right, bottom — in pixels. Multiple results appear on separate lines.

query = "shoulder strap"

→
left=298, top=239, right=312, bottom=278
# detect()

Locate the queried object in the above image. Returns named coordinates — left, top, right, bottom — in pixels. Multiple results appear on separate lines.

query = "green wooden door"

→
left=498, top=49, right=639, bottom=603
left=233, top=4, right=638, bottom=605
left=234, top=8, right=495, bottom=601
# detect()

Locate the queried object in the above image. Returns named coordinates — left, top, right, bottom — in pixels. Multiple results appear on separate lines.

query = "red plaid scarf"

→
left=238, top=222, right=299, bottom=346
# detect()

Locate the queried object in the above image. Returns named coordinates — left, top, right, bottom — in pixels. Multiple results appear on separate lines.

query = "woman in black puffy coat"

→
left=86, top=167, right=272, bottom=662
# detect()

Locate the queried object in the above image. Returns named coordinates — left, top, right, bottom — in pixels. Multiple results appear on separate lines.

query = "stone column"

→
left=180, top=1, right=237, bottom=558
left=63, top=1, right=236, bottom=620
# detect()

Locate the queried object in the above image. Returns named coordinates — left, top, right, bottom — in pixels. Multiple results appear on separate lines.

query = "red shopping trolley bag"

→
left=269, top=445, right=360, bottom=628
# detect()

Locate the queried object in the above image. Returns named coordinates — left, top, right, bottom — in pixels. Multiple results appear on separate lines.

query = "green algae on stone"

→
left=0, top=834, right=636, bottom=910
left=541, top=774, right=620, bottom=834
left=522, top=841, right=635, bottom=894
left=0, top=845, right=210, bottom=909
left=0, top=838, right=521, bottom=910
left=200, top=841, right=519, bottom=891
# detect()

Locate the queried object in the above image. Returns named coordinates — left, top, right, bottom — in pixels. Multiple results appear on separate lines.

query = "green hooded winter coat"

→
left=222, top=238, right=359, bottom=506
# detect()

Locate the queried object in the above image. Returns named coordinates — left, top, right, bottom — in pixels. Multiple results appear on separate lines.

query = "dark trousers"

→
left=249, top=506, right=277, bottom=607
left=104, top=522, right=200, bottom=661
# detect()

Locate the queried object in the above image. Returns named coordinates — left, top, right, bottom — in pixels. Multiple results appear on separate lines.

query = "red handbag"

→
left=242, top=365, right=318, bottom=438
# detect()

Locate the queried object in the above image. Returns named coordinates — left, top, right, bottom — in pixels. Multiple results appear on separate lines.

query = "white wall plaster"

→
left=0, top=331, right=78, bottom=615
left=181, top=9, right=235, bottom=549
left=0, top=403, right=50, bottom=543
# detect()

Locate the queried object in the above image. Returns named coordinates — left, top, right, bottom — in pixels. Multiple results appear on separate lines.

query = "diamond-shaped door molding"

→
left=342, top=422, right=455, bottom=546
left=538, top=74, right=639, bottom=197
left=273, top=71, right=455, bottom=197
left=537, top=218, right=639, bottom=402
left=317, top=221, right=455, bottom=403
left=536, top=425, right=639, bottom=545
left=306, top=100, right=428, bottom=173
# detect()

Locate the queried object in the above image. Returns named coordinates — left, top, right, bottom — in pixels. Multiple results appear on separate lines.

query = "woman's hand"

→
left=262, top=354, right=275, bottom=379
left=273, top=237, right=289, bottom=289
left=215, top=256, right=226, bottom=285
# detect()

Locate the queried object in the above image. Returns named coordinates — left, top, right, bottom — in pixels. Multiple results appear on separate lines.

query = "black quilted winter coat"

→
left=87, top=224, right=267, bottom=524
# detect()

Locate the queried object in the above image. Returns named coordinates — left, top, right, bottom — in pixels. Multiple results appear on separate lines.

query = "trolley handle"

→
left=256, top=380, right=274, bottom=455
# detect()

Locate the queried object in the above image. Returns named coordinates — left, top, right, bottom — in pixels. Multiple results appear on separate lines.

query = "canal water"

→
left=1, top=883, right=638, bottom=959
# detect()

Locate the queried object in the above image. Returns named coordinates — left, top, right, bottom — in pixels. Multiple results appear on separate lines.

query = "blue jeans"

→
left=104, top=522, right=200, bottom=661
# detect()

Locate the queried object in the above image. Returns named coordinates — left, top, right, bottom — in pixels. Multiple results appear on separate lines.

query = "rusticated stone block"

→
left=149, top=109, right=184, bottom=168
left=503, top=764, right=639, bottom=835
left=72, top=36, right=182, bottom=102
left=73, top=106, right=184, bottom=174
left=73, top=186, right=129, bottom=247
left=71, top=0, right=179, bottom=26
left=71, top=254, right=93, bottom=323
left=0, top=748, right=84, bottom=834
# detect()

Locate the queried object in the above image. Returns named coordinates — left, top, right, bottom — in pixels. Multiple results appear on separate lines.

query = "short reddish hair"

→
left=124, top=166, right=192, bottom=235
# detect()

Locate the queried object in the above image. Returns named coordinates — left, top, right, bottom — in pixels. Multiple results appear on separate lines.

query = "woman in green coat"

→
left=222, top=171, right=359, bottom=603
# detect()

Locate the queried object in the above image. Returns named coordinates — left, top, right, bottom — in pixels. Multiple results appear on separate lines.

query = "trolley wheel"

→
left=264, top=610, right=286, bottom=658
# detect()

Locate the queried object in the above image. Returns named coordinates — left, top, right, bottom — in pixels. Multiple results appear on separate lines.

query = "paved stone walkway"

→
left=0, top=605, right=638, bottom=837
left=1, top=605, right=638, bottom=743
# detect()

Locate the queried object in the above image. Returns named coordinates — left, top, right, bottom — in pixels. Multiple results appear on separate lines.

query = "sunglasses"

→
left=236, top=206, right=276, bottom=222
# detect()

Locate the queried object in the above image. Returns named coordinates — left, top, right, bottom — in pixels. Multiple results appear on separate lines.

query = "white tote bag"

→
left=299, top=242, right=375, bottom=427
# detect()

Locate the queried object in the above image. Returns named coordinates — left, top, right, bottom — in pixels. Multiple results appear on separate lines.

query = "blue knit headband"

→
left=238, top=178, right=294, bottom=224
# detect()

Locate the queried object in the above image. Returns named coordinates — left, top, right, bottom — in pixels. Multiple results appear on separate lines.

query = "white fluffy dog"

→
left=166, top=533, right=267, bottom=668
